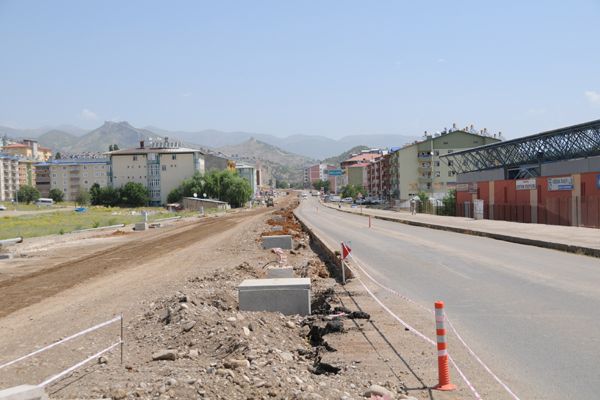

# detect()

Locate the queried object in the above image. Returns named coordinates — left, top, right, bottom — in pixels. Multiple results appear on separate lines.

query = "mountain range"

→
left=1, top=122, right=416, bottom=160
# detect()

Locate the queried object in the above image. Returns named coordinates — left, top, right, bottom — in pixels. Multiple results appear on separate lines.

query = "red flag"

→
left=341, top=242, right=351, bottom=260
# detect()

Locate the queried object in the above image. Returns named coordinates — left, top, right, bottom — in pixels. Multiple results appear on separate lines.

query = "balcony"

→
left=417, top=153, right=432, bottom=159
left=418, top=175, right=432, bottom=183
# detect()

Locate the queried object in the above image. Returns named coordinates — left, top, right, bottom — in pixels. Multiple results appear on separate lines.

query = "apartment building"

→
left=303, top=163, right=336, bottom=190
left=108, top=140, right=205, bottom=205
left=0, top=154, right=19, bottom=201
left=1, top=139, right=52, bottom=161
left=40, top=159, right=110, bottom=201
left=389, top=130, right=500, bottom=205
left=18, top=159, right=37, bottom=187
left=366, top=152, right=392, bottom=199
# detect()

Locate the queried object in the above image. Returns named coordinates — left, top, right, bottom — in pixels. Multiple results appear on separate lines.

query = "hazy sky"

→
left=1, top=1, right=599, bottom=139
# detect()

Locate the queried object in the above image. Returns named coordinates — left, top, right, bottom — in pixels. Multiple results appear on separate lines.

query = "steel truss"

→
left=441, top=119, right=600, bottom=174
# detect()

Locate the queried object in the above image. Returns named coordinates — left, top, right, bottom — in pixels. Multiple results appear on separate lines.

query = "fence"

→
left=0, top=315, right=123, bottom=388
left=454, top=195, right=600, bottom=228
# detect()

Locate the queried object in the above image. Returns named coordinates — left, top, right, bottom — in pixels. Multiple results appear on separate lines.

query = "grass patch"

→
left=0, top=206, right=198, bottom=240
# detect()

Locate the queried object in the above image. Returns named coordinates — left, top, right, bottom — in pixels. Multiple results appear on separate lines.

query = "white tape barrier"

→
left=38, top=341, right=121, bottom=387
left=348, top=254, right=520, bottom=400
left=0, top=315, right=122, bottom=370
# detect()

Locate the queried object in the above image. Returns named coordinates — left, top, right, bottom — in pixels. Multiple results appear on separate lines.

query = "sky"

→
left=0, top=0, right=599, bottom=139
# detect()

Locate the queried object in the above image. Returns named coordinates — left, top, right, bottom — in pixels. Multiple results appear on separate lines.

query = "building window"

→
left=435, top=171, right=440, bottom=177
left=447, top=149, right=454, bottom=154
left=434, top=150, right=439, bottom=156
left=133, top=155, right=138, bottom=161
left=448, top=160, right=454, bottom=167
left=448, top=171, right=455, bottom=177
left=172, top=154, right=176, bottom=160
left=162, top=165, right=166, bottom=171
left=434, top=161, right=440, bottom=167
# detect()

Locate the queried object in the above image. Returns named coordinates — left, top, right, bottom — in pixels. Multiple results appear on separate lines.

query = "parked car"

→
left=0, top=205, right=6, bottom=211
left=371, top=198, right=384, bottom=205
left=329, top=195, right=341, bottom=202
left=341, top=197, right=353, bottom=203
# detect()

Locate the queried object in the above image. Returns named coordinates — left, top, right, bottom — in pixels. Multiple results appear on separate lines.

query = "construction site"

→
left=0, top=193, right=481, bottom=400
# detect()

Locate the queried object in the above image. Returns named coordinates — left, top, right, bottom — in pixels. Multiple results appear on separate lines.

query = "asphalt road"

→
left=297, top=197, right=600, bottom=400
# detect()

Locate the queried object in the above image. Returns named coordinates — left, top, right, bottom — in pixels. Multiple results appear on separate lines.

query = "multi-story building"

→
left=389, top=129, right=500, bottom=206
left=35, top=164, right=51, bottom=197
left=1, top=139, right=52, bottom=161
left=303, top=164, right=336, bottom=190
left=366, top=152, right=392, bottom=199
left=17, top=159, right=37, bottom=187
left=108, top=140, right=205, bottom=205
left=38, top=159, right=110, bottom=201
left=0, top=154, right=19, bottom=201
left=235, top=163, right=259, bottom=197
left=346, top=163, right=369, bottom=188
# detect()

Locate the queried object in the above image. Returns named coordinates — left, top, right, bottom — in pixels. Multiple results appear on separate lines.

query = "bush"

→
left=94, top=186, right=121, bottom=207
left=167, top=187, right=183, bottom=203
left=17, top=185, right=40, bottom=204
left=76, top=189, right=91, bottom=205
left=170, top=170, right=253, bottom=208
left=48, top=188, right=64, bottom=203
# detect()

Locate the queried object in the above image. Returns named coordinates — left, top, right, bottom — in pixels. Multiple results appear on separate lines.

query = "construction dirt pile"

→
left=262, top=201, right=304, bottom=238
left=51, top=262, right=417, bottom=400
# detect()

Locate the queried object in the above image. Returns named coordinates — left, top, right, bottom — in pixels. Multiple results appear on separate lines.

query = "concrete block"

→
left=270, top=225, right=283, bottom=231
left=0, top=385, right=48, bottom=400
left=238, top=278, right=311, bottom=315
left=262, top=235, right=292, bottom=250
left=134, top=222, right=147, bottom=231
left=266, top=266, right=294, bottom=278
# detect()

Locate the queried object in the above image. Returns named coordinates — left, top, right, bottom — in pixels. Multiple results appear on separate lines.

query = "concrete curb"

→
left=71, top=224, right=126, bottom=234
left=293, top=209, right=353, bottom=281
left=325, top=204, right=600, bottom=259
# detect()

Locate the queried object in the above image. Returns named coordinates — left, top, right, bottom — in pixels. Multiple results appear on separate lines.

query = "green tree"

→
left=17, top=185, right=40, bottom=204
left=113, top=144, right=119, bottom=150
left=48, top=188, right=64, bottom=203
left=312, top=179, right=330, bottom=193
left=89, top=183, right=102, bottom=205
left=119, top=182, right=149, bottom=207
left=440, top=189, right=456, bottom=216
left=55, top=152, right=62, bottom=160
left=167, top=187, right=183, bottom=203
left=76, top=188, right=91, bottom=205
left=340, top=184, right=365, bottom=200
left=276, top=180, right=289, bottom=189
left=417, top=191, right=429, bottom=213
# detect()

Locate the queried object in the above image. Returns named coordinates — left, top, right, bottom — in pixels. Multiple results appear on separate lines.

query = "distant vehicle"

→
left=301, top=192, right=308, bottom=199
left=355, top=198, right=366, bottom=204
left=312, top=191, right=319, bottom=196
left=371, top=198, right=384, bottom=205
left=0, top=205, right=6, bottom=211
left=35, top=198, right=54, bottom=207
left=329, top=195, right=341, bottom=202
left=341, top=197, right=353, bottom=203
left=266, top=197, right=274, bottom=207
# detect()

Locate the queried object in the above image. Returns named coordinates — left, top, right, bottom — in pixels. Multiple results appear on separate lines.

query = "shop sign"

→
left=516, top=178, right=536, bottom=190
left=547, top=176, right=574, bottom=191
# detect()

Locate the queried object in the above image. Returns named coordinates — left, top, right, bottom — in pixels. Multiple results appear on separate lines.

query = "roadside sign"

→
left=516, top=178, right=536, bottom=190
left=548, top=176, right=573, bottom=191
left=326, top=169, right=343, bottom=176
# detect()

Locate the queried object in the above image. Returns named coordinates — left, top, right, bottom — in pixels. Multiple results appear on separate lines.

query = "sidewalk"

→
left=323, top=202, right=600, bottom=257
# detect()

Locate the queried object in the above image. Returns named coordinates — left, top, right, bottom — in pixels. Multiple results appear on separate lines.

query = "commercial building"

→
left=0, top=154, right=19, bottom=201
left=389, top=129, right=500, bottom=206
left=1, top=139, right=52, bottom=161
left=303, top=163, right=337, bottom=191
left=108, top=139, right=205, bottom=205
left=443, top=119, right=600, bottom=228
left=38, top=159, right=110, bottom=201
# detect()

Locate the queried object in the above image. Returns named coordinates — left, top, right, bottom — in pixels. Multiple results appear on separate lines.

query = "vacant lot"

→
left=0, top=206, right=198, bottom=240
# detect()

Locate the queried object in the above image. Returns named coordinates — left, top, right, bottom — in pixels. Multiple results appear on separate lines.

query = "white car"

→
left=341, top=197, right=353, bottom=203
left=0, top=205, right=6, bottom=211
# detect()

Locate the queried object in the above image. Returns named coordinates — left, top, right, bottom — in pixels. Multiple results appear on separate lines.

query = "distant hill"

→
left=37, top=130, right=79, bottom=151
left=69, top=121, right=161, bottom=153
left=218, top=138, right=314, bottom=184
left=145, top=126, right=416, bottom=160
left=323, top=145, right=371, bottom=166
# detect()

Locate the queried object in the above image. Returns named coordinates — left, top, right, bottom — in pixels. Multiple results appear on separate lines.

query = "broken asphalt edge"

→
left=325, top=204, right=600, bottom=259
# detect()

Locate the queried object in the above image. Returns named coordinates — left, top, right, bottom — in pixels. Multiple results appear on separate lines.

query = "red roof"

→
left=348, top=162, right=369, bottom=167
left=344, top=153, right=380, bottom=163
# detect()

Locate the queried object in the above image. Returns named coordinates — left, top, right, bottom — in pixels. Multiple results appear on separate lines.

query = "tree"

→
left=108, top=145, right=113, bottom=152
left=167, top=187, right=183, bottom=203
left=417, top=191, right=429, bottom=213
left=76, top=188, right=90, bottom=205
left=340, top=184, right=365, bottom=200
left=55, top=152, right=62, bottom=160
left=312, top=179, right=330, bottom=193
left=276, top=180, right=289, bottom=189
left=440, top=189, right=456, bottom=216
left=48, top=188, right=64, bottom=203
left=90, top=183, right=102, bottom=205
left=113, top=144, right=119, bottom=150
left=119, top=182, right=149, bottom=207
left=17, top=185, right=40, bottom=204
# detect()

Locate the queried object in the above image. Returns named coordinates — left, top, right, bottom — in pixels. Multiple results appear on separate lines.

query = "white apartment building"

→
left=108, top=140, right=205, bottom=205
left=0, top=154, right=19, bottom=201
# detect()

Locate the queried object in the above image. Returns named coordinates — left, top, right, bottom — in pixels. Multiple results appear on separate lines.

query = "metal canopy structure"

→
left=441, top=119, right=600, bottom=175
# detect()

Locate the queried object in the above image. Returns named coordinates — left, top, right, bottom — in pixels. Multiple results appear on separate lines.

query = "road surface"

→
left=297, top=197, right=600, bottom=400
